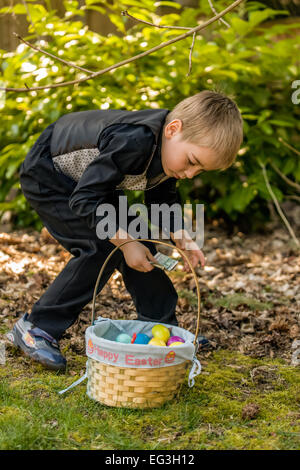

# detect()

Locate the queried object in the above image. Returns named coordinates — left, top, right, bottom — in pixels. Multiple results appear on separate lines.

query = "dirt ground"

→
left=0, top=212, right=299, bottom=365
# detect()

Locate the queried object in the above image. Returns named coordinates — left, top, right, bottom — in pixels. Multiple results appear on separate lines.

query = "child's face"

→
left=161, top=119, right=220, bottom=179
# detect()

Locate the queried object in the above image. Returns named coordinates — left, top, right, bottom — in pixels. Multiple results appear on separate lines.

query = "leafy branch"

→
left=0, top=0, right=244, bottom=93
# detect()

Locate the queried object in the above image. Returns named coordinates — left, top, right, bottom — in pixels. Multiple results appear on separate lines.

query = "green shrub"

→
left=0, top=0, right=299, bottom=231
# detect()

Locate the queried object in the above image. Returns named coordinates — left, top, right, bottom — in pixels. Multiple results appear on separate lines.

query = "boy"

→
left=7, top=90, right=243, bottom=370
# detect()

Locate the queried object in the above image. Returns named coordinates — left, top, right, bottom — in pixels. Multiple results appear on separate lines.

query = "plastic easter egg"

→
left=167, top=336, right=185, bottom=346
left=134, top=333, right=150, bottom=344
left=151, top=324, right=170, bottom=343
left=149, top=337, right=166, bottom=347
left=115, top=333, right=131, bottom=344
left=168, top=341, right=184, bottom=347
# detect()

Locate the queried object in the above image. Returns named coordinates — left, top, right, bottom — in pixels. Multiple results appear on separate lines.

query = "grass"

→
left=0, top=349, right=299, bottom=450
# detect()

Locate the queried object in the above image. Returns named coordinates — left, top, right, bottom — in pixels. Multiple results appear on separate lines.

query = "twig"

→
left=270, top=161, right=300, bottom=193
left=278, top=137, right=300, bottom=157
left=21, top=0, right=42, bottom=42
left=285, top=195, right=300, bottom=203
left=123, top=10, right=198, bottom=77
left=0, top=0, right=244, bottom=93
left=13, top=33, right=94, bottom=74
left=259, top=160, right=299, bottom=247
left=186, top=32, right=196, bottom=77
left=208, top=0, right=231, bottom=28
left=123, top=1, right=234, bottom=82
left=121, top=10, right=191, bottom=30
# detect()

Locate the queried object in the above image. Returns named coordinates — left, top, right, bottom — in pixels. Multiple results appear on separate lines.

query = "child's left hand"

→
left=171, top=229, right=206, bottom=272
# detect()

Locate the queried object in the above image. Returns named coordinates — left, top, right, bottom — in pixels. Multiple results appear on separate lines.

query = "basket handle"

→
left=91, top=239, right=201, bottom=346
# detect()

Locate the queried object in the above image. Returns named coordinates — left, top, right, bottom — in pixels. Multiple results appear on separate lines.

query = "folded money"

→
left=150, top=252, right=178, bottom=271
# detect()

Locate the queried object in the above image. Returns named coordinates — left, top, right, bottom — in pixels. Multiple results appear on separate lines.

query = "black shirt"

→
left=68, top=123, right=183, bottom=236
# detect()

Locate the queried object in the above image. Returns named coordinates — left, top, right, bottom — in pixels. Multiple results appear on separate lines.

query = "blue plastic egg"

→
left=115, top=333, right=131, bottom=344
left=134, top=333, right=150, bottom=345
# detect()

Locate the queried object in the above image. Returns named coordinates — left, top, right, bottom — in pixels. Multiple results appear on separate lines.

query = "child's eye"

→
left=188, top=158, right=196, bottom=166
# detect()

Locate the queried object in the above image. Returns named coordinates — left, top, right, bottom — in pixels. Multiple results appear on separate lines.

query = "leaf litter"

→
left=0, top=223, right=299, bottom=365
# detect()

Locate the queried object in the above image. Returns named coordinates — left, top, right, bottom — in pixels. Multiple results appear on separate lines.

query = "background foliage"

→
left=0, top=0, right=299, bottom=231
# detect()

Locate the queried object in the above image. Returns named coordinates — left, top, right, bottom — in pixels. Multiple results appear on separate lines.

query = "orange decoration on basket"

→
left=131, top=333, right=137, bottom=344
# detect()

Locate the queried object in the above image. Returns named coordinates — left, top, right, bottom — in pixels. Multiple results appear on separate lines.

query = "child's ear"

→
left=165, top=119, right=182, bottom=138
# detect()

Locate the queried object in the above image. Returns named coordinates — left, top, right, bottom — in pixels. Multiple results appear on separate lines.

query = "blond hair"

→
left=164, top=90, right=243, bottom=170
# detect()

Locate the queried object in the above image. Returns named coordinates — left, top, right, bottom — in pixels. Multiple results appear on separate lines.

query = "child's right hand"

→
left=121, top=241, right=157, bottom=273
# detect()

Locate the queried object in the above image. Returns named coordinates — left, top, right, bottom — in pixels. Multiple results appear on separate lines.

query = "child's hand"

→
left=121, top=241, right=157, bottom=273
left=171, top=229, right=206, bottom=273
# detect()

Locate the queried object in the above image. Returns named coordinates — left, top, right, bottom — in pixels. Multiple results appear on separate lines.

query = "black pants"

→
left=19, top=124, right=178, bottom=340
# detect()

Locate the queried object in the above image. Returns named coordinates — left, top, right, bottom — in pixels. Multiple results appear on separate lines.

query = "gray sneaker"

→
left=6, top=313, right=67, bottom=371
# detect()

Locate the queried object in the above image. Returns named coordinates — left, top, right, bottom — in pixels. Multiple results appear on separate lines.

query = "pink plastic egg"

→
left=167, top=336, right=185, bottom=346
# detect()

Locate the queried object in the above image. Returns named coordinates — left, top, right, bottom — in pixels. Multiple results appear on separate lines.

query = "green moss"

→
left=0, top=349, right=299, bottom=449
left=206, top=293, right=273, bottom=311
left=177, top=291, right=273, bottom=311
left=177, top=288, right=198, bottom=306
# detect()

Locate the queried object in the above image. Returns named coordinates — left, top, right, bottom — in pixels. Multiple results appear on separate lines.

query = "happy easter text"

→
left=88, top=344, right=166, bottom=366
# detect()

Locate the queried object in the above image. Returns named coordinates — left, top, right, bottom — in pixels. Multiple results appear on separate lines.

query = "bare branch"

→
left=259, top=160, right=299, bottom=247
left=278, top=137, right=300, bottom=157
left=123, top=2, right=234, bottom=86
left=121, top=10, right=191, bottom=30
left=186, top=32, right=196, bottom=77
left=13, top=33, right=94, bottom=74
left=208, top=0, right=231, bottom=28
left=0, top=0, right=244, bottom=93
left=270, top=162, right=300, bottom=193
left=122, top=10, right=197, bottom=77
left=285, top=195, right=300, bottom=203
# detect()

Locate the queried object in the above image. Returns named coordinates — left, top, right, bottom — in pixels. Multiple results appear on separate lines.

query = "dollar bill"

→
left=150, top=252, right=178, bottom=271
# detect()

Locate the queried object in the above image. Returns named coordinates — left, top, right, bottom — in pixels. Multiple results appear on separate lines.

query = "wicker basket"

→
left=87, top=239, right=201, bottom=409
left=87, top=358, right=189, bottom=408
